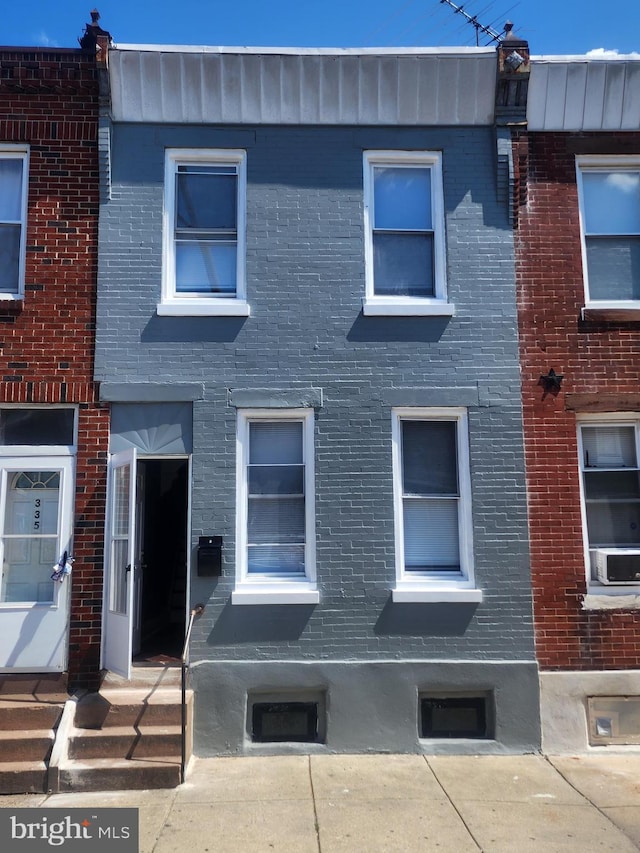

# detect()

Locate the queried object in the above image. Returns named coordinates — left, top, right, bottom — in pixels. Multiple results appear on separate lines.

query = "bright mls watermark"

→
left=0, top=809, right=138, bottom=851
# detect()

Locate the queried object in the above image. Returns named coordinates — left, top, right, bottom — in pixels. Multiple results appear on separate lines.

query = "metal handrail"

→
left=181, top=603, right=205, bottom=784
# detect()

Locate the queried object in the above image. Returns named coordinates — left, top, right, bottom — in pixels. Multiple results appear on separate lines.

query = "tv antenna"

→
left=439, top=0, right=508, bottom=46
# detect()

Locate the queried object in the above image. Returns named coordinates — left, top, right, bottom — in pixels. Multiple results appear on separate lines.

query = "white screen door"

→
left=102, top=448, right=137, bottom=678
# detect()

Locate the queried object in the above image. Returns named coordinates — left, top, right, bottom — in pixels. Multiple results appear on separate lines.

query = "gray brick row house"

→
left=94, top=42, right=541, bottom=754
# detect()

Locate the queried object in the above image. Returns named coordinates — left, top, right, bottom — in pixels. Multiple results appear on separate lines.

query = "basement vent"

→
left=251, top=701, right=319, bottom=743
left=588, top=696, right=640, bottom=745
left=420, top=695, right=492, bottom=739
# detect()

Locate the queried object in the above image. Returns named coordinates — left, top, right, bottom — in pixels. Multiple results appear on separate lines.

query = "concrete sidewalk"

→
left=2, top=753, right=639, bottom=852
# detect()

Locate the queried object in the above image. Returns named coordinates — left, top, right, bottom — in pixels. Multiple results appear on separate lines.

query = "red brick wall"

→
left=515, top=131, right=640, bottom=670
left=0, top=49, right=108, bottom=688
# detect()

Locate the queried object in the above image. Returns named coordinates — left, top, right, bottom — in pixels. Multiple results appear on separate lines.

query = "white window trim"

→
left=233, top=408, right=318, bottom=605
left=160, top=148, right=249, bottom=317
left=362, top=150, right=450, bottom=317
left=577, top=413, right=640, bottom=601
left=391, top=407, right=480, bottom=603
left=0, top=145, right=29, bottom=302
left=576, top=155, right=640, bottom=311
left=0, top=454, right=74, bottom=609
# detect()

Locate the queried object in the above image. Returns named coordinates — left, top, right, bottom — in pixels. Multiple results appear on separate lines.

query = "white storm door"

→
left=0, top=458, right=73, bottom=671
left=103, top=448, right=137, bottom=679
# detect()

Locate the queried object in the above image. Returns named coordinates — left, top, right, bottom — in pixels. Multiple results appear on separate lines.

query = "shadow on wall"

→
left=374, top=598, right=478, bottom=637
left=347, top=314, right=451, bottom=343
left=141, top=316, right=247, bottom=344
left=206, top=600, right=314, bottom=645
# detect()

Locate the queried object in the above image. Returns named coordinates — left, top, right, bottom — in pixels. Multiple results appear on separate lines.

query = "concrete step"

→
left=75, top=688, right=189, bottom=729
left=0, top=698, right=64, bottom=730
left=0, top=673, right=68, bottom=697
left=58, top=756, right=181, bottom=792
left=102, top=666, right=182, bottom=689
left=69, top=725, right=182, bottom=759
left=0, top=761, right=48, bottom=795
left=0, top=729, right=54, bottom=763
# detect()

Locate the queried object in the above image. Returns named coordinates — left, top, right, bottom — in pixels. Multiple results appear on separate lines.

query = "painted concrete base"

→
left=540, top=670, right=640, bottom=754
left=190, top=659, right=541, bottom=756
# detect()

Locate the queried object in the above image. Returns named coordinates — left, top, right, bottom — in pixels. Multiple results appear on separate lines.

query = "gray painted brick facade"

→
left=97, top=121, right=539, bottom=752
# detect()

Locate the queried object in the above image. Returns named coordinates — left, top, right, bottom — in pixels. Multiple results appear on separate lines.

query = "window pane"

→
left=1, top=469, right=59, bottom=604
left=586, top=237, right=640, bottom=301
left=373, top=233, right=434, bottom=296
left=248, top=497, right=305, bottom=543
left=250, top=422, right=303, bottom=465
left=6, top=475, right=59, bottom=535
left=175, top=241, right=237, bottom=294
left=0, top=159, right=24, bottom=221
left=373, top=167, right=432, bottom=230
left=249, top=465, right=304, bottom=495
left=582, top=426, right=636, bottom=468
left=176, top=171, right=236, bottom=230
left=582, top=172, right=640, bottom=234
left=403, top=498, right=460, bottom=570
left=0, top=225, right=20, bottom=292
left=247, top=544, right=305, bottom=574
left=0, top=409, right=74, bottom=446
left=584, top=471, right=640, bottom=500
left=585, top=501, right=640, bottom=547
left=402, top=421, right=458, bottom=495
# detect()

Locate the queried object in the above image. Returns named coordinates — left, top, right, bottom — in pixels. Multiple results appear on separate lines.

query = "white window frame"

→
left=159, top=148, right=249, bottom=317
left=362, top=151, right=452, bottom=317
left=577, top=414, right=640, bottom=603
left=233, top=408, right=318, bottom=605
left=0, top=145, right=29, bottom=301
left=576, top=155, right=640, bottom=311
left=391, top=408, right=480, bottom=603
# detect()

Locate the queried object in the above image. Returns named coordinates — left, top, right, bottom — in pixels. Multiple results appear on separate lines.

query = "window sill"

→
left=392, top=586, right=483, bottom=603
left=362, top=298, right=455, bottom=317
left=157, top=300, right=250, bottom=317
left=582, top=588, right=640, bottom=610
left=232, top=585, right=319, bottom=605
left=581, top=305, right=640, bottom=322
left=0, top=293, right=23, bottom=303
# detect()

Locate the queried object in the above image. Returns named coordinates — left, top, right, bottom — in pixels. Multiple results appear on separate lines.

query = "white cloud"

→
left=586, top=47, right=640, bottom=59
left=34, top=30, right=59, bottom=48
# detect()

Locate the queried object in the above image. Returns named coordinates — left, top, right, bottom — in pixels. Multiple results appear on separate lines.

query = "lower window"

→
left=234, top=409, right=317, bottom=602
left=392, top=408, right=475, bottom=592
left=420, top=694, right=492, bottom=739
left=252, top=702, right=319, bottom=743
left=579, top=419, right=640, bottom=586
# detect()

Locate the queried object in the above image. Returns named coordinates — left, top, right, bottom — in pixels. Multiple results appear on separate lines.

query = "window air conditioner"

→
left=595, top=549, right=640, bottom=584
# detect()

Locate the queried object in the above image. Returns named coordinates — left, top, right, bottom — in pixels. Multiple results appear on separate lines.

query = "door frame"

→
left=101, top=451, right=191, bottom=678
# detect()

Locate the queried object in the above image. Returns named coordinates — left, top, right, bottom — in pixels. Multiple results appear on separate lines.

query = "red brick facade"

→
left=0, top=48, right=107, bottom=687
left=515, top=130, right=640, bottom=671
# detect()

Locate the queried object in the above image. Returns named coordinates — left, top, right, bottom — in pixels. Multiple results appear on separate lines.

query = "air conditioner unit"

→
left=595, top=549, right=640, bottom=584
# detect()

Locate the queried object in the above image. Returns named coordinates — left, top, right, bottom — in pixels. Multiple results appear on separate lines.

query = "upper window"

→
left=233, top=409, right=318, bottom=604
left=0, top=147, right=28, bottom=299
left=160, top=149, right=248, bottom=317
left=391, top=409, right=479, bottom=602
left=579, top=420, right=640, bottom=587
left=577, top=157, right=640, bottom=308
left=363, top=151, right=451, bottom=316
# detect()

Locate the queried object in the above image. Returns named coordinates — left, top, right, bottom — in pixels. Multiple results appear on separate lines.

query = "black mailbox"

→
left=197, top=536, right=222, bottom=577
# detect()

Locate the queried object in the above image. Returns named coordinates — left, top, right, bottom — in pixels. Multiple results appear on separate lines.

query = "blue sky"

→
left=2, top=1, right=639, bottom=56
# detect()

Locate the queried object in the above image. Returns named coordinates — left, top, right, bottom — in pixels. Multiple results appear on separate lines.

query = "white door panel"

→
left=102, top=448, right=137, bottom=679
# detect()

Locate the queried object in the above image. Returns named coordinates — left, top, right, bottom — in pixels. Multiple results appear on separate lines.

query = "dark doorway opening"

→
left=133, top=458, right=188, bottom=664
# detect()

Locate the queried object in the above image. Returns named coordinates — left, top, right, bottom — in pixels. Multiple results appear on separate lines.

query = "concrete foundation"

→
left=191, top=659, right=541, bottom=756
left=540, top=670, right=640, bottom=754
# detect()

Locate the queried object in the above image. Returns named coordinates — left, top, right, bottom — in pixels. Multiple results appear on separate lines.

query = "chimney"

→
left=79, top=9, right=112, bottom=68
left=495, top=21, right=530, bottom=126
